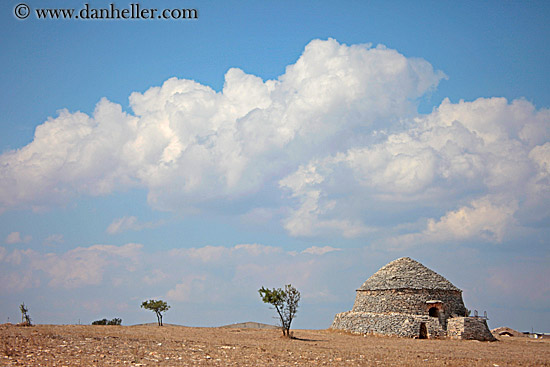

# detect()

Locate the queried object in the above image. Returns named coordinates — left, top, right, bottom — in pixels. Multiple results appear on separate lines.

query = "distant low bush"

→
left=109, top=318, right=122, bottom=325
left=92, top=318, right=122, bottom=325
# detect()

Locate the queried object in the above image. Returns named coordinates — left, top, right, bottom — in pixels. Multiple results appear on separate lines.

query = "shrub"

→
left=92, top=318, right=122, bottom=325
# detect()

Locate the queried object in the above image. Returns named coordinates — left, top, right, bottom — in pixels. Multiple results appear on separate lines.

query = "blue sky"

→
left=1, top=0, right=549, bottom=332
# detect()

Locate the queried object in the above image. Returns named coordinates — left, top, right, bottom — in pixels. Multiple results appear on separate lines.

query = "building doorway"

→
left=419, top=322, right=428, bottom=339
left=429, top=307, right=439, bottom=318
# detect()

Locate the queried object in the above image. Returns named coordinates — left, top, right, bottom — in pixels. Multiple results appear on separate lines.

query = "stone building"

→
left=331, top=257, right=495, bottom=340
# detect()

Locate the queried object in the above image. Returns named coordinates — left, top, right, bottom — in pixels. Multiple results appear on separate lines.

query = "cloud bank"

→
left=1, top=38, right=549, bottom=246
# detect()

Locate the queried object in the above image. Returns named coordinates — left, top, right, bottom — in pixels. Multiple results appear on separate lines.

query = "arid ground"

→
left=1, top=324, right=549, bottom=366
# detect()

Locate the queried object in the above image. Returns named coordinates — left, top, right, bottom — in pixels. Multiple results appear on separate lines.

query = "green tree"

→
left=258, top=284, right=300, bottom=337
left=141, top=300, right=170, bottom=326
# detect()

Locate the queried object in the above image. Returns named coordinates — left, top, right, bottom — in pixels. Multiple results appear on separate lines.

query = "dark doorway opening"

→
left=419, top=322, right=428, bottom=339
left=429, top=307, right=439, bottom=317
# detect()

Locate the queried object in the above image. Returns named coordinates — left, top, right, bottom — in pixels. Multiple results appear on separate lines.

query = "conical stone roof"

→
left=358, top=257, right=460, bottom=291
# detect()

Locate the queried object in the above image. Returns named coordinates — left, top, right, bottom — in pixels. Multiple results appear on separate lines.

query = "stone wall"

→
left=352, top=289, right=468, bottom=318
left=332, top=313, right=497, bottom=341
left=331, top=311, right=446, bottom=339
left=447, top=317, right=497, bottom=341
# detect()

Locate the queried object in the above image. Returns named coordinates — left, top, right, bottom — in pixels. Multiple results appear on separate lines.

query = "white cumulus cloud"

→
left=0, top=39, right=548, bottom=247
left=280, top=97, right=550, bottom=242
left=0, top=39, right=444, bottom=214
left=5, top=232, right=31, bottom=244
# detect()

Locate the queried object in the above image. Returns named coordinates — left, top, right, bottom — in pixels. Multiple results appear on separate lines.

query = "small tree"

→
left=259, top=284, right=300, bottom=337
left=19, top=303, right=32, bottom=326
left=141, top=300, right=170, bottom=326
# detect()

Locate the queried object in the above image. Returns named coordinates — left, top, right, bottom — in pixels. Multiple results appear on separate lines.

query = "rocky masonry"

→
left=331, top=257, right=494, bottom=340
left=447, top=317, right=497, bottom=341
left=332, top=311, right=446, bottom=339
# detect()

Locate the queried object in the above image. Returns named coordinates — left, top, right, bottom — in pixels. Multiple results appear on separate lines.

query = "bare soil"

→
left=1, top=324, right=549, bottom=366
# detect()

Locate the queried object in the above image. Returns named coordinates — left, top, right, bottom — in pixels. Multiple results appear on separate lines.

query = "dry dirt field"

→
left=1, top=324, right=549, bottom=366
